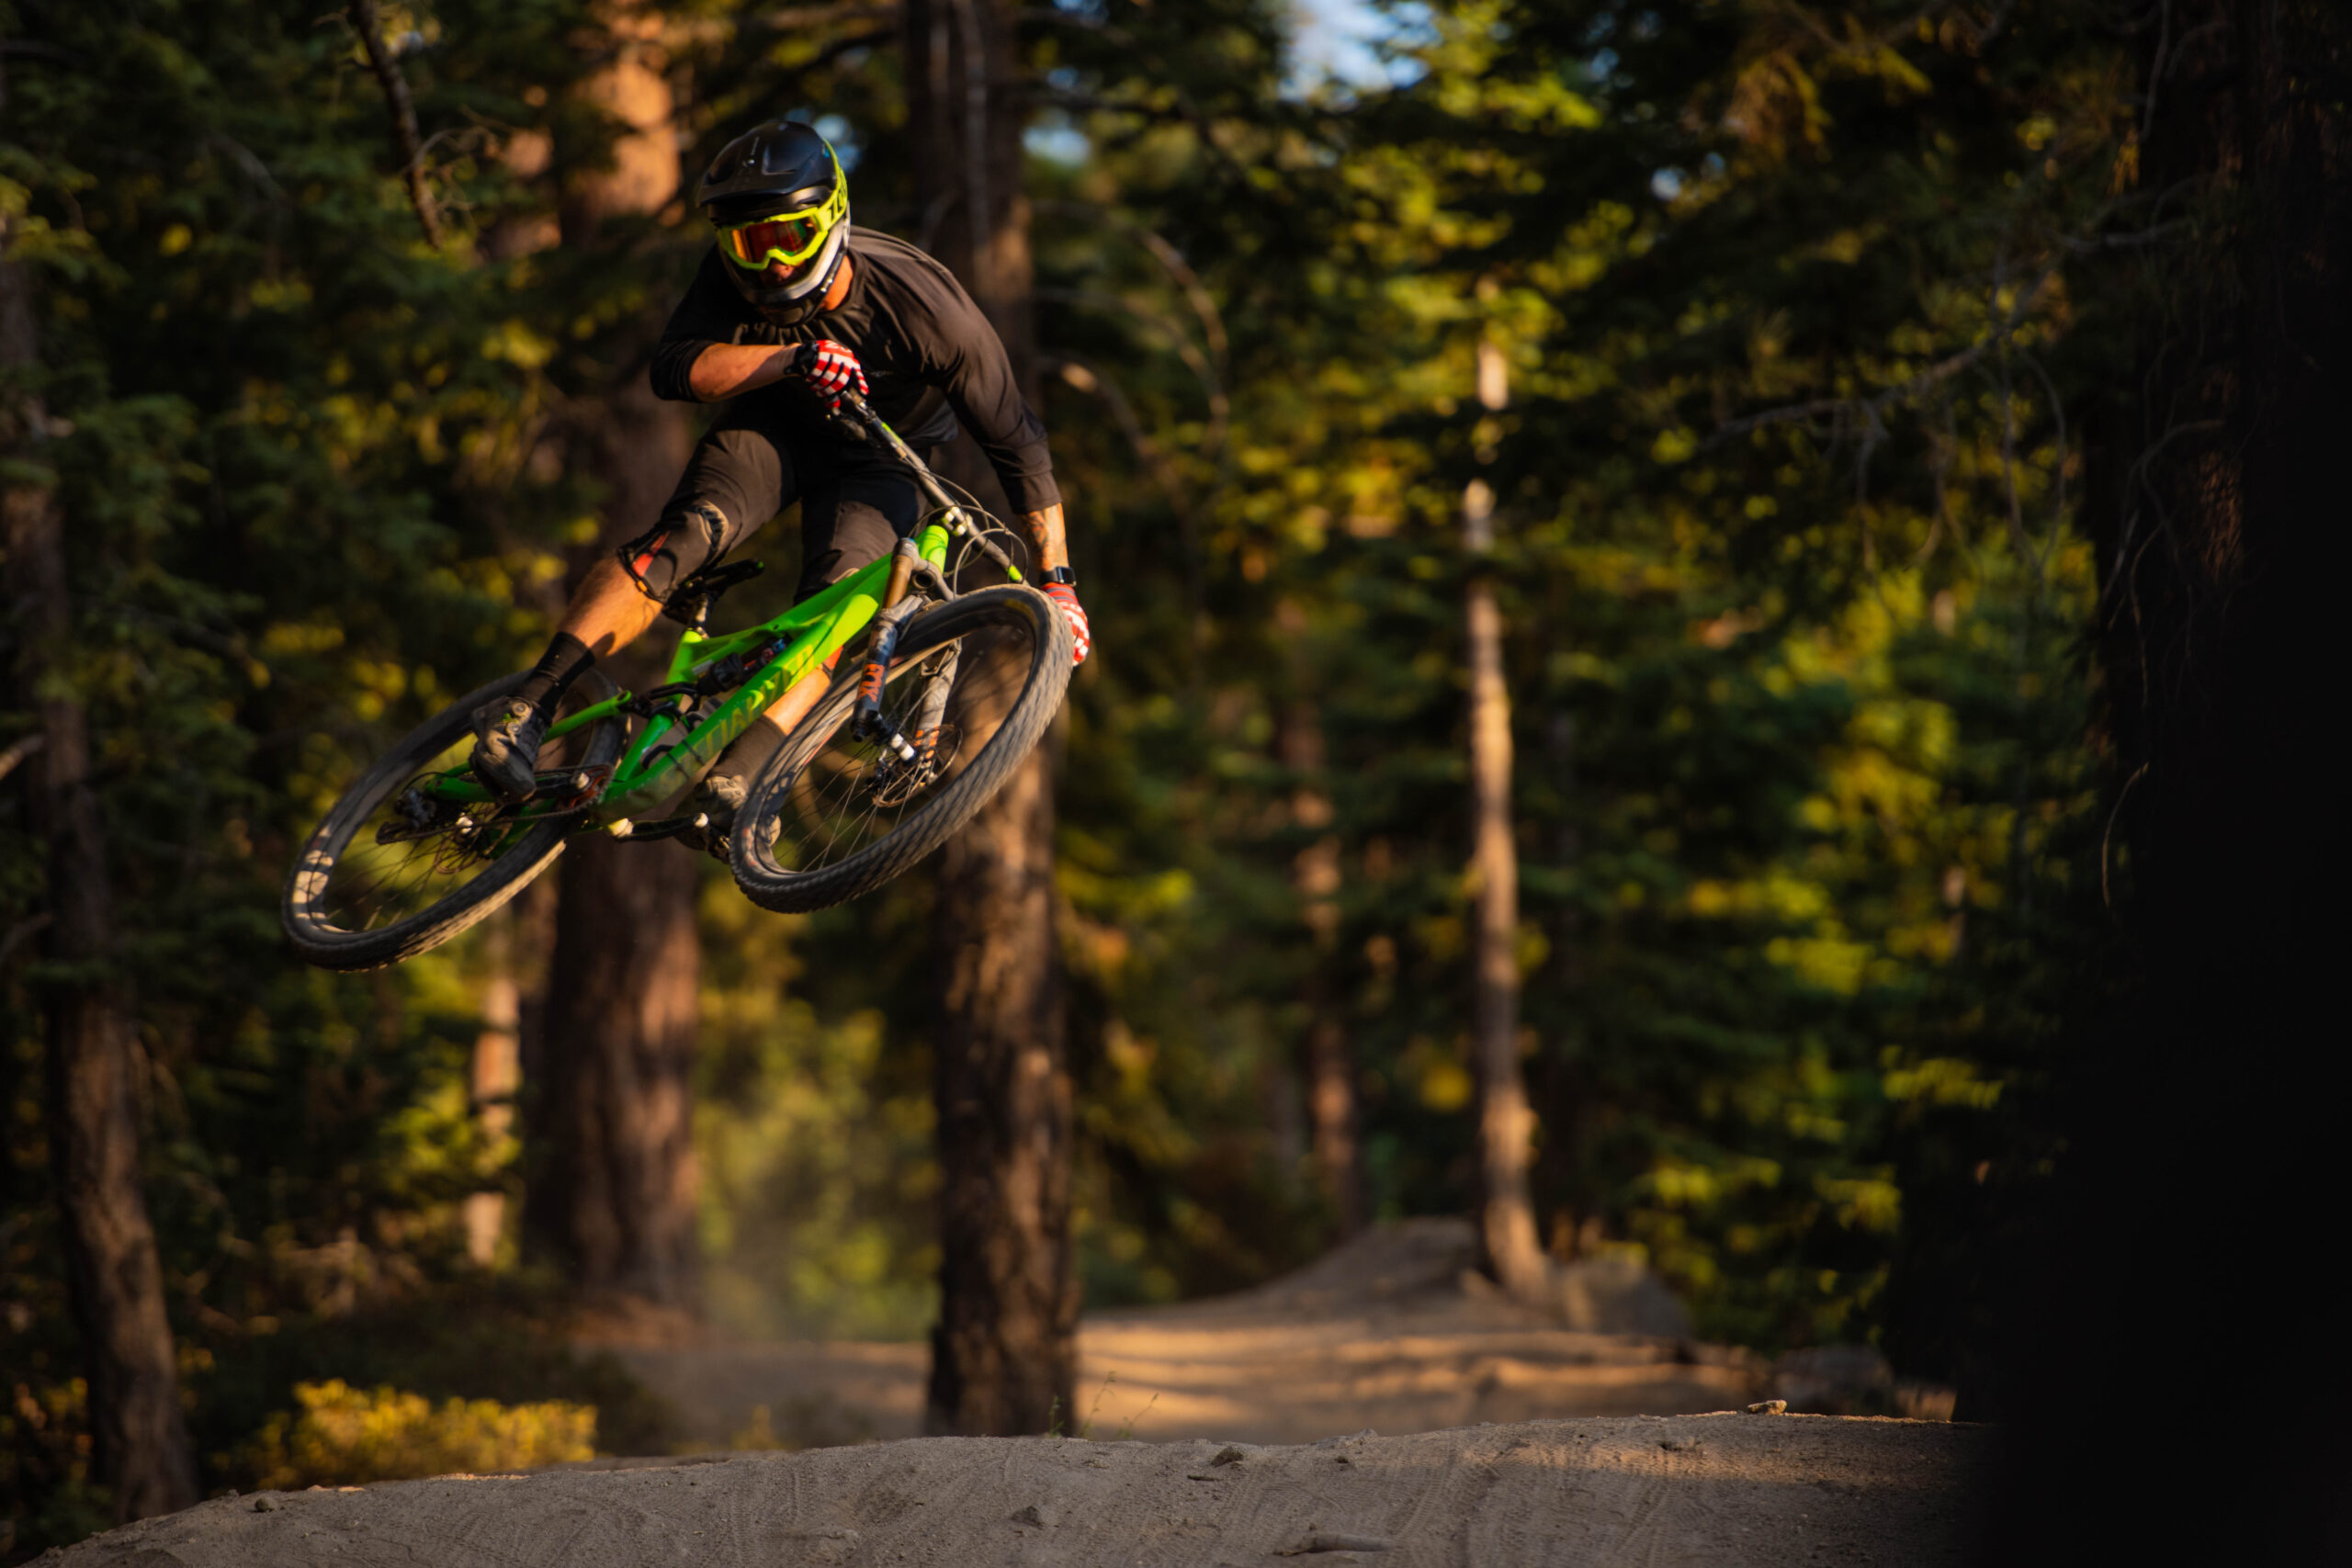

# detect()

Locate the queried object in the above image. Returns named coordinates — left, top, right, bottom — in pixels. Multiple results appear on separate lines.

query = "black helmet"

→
left=696, top=121, right=852, bottom=325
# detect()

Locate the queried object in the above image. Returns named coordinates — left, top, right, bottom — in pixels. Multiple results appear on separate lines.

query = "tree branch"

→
left=0, top=730, right=47, bottom=783
left=1035, top=287, right=1226, bottom=461
left=1031, top=85, right=1250, bottom=185
left=1035, top=199, right=1229, bottom=460
left=1705, top=260, right=2059, bottom=450
left=0, top=913, right=50, bottom=968
left=1048, top=355, right=1204, bottom=665
left=756, top=2, right=900, bottom=28
left=346, top=0, right=443, bottom=247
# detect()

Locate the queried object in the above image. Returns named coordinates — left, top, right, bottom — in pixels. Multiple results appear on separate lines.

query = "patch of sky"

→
left=1026, top=111, right=1091, bottom=166
left=1027, top=69, right=1090, bottom=164
left=1651, top=152, right=1728, bottom=202
left=1286, top=0, right=1432, bottom=100
left=795, top=111, right=864, bottom=171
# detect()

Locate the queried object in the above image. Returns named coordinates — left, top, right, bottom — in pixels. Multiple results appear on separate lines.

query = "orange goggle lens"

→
left=721, top=211, right=829, bottom=269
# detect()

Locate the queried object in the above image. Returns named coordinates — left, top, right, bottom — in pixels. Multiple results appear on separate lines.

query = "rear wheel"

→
left=729, top=585, right=1072, bottom=913
left=282, top=671, right=624, bottom=971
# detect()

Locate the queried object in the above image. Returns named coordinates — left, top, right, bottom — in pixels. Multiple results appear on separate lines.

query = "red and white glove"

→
left=1043, top=582, right=1091, bottom=666
left=795, top=338, right=868, bottom=405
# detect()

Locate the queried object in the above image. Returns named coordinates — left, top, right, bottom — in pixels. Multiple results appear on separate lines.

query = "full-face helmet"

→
left=697, top=120, right=851, bottom=324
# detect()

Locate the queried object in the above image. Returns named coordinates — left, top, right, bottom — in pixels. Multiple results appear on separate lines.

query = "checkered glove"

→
left=1043, top=582, right=1091, bottom=666
left=795, top=339, right=868, bottom=405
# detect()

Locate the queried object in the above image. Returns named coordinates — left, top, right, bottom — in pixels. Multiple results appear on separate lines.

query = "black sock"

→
left=515, top=632, right=594, bottom=712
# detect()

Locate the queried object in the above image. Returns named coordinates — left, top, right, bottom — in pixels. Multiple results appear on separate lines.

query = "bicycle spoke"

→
left=311, top=686, right=609, bottom=937
left=766, top=611, right=1039, bottom=875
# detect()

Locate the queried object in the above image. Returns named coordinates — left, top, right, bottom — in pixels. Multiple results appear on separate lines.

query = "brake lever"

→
left=834, top=387, right=882, bottom=440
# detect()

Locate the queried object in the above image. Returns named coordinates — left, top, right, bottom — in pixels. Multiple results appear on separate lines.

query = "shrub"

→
left=243, top=1381, right=594, bottom=1490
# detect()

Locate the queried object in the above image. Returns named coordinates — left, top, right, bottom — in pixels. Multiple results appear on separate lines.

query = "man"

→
left=471, top=119, right=1089, bottom=835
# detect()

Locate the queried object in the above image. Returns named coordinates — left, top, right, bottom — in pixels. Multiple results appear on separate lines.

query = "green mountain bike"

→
left=281, top=391, right=1072, bottom=972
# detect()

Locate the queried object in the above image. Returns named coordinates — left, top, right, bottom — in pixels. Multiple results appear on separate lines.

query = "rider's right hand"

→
left=1044, top=582, right=1091, bottom=667
left=795, top=339, right=868, bottom=406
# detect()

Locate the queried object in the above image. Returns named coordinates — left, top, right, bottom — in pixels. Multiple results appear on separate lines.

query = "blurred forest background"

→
left=5, top=0, right=2340, bottom=1556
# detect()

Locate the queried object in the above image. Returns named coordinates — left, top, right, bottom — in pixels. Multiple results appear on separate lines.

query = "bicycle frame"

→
left=414, top=396, right=1023, bottom=833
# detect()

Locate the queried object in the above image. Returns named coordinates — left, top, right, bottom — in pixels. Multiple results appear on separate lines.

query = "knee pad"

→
left=616, top=502, right=730, bottom=603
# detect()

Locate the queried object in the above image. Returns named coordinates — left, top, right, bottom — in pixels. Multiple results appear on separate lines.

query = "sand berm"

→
left=51, top=1409, right=1982, bottom=1567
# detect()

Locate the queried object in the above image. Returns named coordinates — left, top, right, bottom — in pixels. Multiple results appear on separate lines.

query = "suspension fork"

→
left=854, top=543, right=952, bottom=754
left=910, top=643, right=959, bottom=766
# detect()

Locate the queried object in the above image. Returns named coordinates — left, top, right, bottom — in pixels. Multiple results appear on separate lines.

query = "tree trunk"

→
left=527, top=841, right=703, bottom=1305
left=1990, top=0, right=2352, bottom=1556
left=1529, top=708, right=1585, bottom=1258
left=2, top=254, right=199, bottom=1522
left=1464, top=338, right=1546, bottom=1303
left=462, top=914, right=522, bottom=1267
left=524, top=0, right=704, bottom=1314
left=907, top=0, right=1078, bottom=1436
left=925, top=755, right=1075, bottom=1435
left=1273, top=626, right=1365, bottom=1235
left=904, top=0, right=1034, bottom=344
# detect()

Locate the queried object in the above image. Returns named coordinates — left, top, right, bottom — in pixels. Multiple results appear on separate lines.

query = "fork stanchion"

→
left=883, top=536, right=921, bottom=608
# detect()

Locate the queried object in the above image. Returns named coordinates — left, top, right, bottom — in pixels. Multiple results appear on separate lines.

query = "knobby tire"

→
left=281, top=670, right=623, bottom=971
left=729, top=584, right=1072, bottom=914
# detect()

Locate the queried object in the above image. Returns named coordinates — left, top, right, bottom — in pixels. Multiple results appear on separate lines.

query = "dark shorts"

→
left=628, top=386, right=928, bottom=604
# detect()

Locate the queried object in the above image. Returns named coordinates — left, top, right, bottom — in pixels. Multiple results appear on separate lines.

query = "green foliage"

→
left=241, top=1380, right=594, bottom=1490
left=1010, top=0, right=2123, bottom=1357
left=2, top=0, right=675, bottom=1546
left=5, top=0, right=2135, bottom=1550
left=695, top=883, right=939, bottom=1340
left=0, top=1377, right=113, bottom=1556
left=186, top=1280, right=676, bottom=1477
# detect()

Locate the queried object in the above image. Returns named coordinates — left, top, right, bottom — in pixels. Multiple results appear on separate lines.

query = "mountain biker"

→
left=469, top=119, right=1090, bottom=838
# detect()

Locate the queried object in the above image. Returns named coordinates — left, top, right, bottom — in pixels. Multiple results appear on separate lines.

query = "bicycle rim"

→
left=772, top=611, right=1037, bottom=874
left=731, top=586, right=1071, bottom=911
left=285, top=673, right=621, bottom=965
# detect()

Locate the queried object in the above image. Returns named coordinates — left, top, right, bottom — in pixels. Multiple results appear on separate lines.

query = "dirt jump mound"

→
left=55, top=1412, right=1983, bottom=1567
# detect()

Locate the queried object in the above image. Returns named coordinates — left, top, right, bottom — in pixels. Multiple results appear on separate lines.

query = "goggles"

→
left=717, top=177, right=848, bottom=272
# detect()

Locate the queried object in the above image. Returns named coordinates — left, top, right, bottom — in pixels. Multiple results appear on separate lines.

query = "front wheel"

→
left=282, top=671, right=624, bottom=971
left=729, top=584, right=1072, bottom=913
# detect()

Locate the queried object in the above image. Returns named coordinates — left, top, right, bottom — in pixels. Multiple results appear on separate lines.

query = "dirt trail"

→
left=608, top=1220, right=1787, bottom=1449
left=56, top=1413, right=1984, bottom=1567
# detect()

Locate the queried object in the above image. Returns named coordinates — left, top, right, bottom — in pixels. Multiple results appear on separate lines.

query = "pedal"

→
left=607, top=815, right=698, bottom=843
left=534, top=764, right=612, bottom=811
left=659, top=558, right=768, bottom=627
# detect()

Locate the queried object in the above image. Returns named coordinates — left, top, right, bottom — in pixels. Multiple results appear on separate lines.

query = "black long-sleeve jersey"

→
left=650, top=229, right=1061, bottom=515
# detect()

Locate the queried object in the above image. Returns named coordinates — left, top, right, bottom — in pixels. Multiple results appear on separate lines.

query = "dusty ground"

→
left=54, top=1223, right=1972, bottom=1565
left=53, top=1413, right=1985, bottom=1567
left=603, top=1221, right=1925, bottom=1450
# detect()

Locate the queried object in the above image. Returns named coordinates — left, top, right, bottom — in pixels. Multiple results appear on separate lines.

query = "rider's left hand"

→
left=1043, top=582, right=1091, bottom=666
left=795, top=339, right=868, bottom=406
